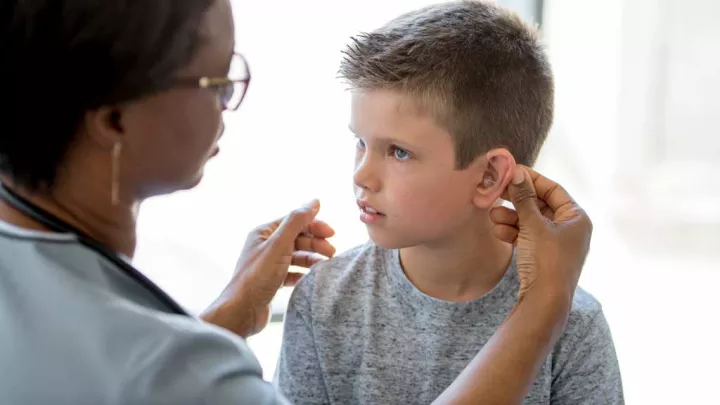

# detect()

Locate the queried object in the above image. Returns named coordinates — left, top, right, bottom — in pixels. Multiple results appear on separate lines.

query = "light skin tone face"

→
left=351, top=88, right=515, bottom=249
left=351, top=89, right=518, bottom=300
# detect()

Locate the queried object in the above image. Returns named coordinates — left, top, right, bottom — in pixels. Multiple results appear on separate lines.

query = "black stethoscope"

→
left=0, top=183, right=189, bottom=316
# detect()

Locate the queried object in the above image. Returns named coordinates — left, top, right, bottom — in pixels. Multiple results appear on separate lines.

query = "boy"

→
left=275, top=1, right=623, bottom=404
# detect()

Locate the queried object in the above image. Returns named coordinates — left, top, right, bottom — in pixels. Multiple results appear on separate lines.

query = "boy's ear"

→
left=472, top=148, right=517, bottom=209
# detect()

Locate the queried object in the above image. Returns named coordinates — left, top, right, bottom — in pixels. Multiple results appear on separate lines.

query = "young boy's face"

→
left=350, top=89, right=485, bottom=249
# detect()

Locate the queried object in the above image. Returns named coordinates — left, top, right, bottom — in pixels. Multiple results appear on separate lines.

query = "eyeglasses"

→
left=173, top=53, right=251, bottom=111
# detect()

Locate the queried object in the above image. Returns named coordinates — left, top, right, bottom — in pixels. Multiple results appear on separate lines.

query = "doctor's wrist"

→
left=201, top=294, right=256, bottom=339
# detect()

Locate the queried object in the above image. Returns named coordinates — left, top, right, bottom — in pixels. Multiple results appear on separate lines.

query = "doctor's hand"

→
left=202, top=200, right=336, bottom=338
left=489, top=166, right=592, bottom=305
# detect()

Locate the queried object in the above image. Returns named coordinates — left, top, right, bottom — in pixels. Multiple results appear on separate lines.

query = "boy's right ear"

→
left=472, top=148, right=517, bottom=209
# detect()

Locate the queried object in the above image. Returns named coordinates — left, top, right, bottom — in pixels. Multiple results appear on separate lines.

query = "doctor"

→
left=0, top=0, right=593, bottom=404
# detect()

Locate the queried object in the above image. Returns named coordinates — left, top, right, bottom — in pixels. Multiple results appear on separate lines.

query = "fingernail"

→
left=303, top=199, right=320, bottom=213
left=512, top=168, right=524, bottom=185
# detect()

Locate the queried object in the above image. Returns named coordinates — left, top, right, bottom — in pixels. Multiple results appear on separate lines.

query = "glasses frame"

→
left=173, top=53, right=251, bottom=111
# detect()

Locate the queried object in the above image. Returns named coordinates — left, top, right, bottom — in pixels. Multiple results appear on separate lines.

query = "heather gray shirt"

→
left=0, top=220, right=288, bottom=405
left=275, top=242, right=624, bottom=404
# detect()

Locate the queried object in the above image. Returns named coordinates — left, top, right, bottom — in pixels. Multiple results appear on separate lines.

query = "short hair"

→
left=0, top=0, right=214, bottom=191
left=339, top=0, right=554, bottom=167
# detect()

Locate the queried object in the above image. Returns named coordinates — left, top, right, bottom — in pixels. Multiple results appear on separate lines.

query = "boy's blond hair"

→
left=339, top=0, right=554, bottom=167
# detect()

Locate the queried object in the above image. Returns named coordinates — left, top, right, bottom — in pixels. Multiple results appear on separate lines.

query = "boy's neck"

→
left=398, top=217, right=513, bottom=302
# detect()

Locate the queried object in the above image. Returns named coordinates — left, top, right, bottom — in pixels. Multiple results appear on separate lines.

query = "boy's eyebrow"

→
left=348, top=125, right=418, bottom=149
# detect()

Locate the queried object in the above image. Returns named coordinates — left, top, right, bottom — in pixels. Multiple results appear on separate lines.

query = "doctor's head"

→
left=0, top=0, right=248, bottom=203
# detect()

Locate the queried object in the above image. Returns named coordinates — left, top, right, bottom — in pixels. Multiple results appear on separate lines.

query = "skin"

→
left=0, top=0, right=236, bottom=257
left=433, top=166, right=593, bottom=405
left=0, top=0, right=594, bottom=403
left=0, top=0, right=335, bottom=337
left=351, top=89, right=516, bottom=301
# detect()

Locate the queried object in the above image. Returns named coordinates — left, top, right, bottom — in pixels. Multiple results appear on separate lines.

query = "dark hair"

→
left=0, top=0, right=214, bottom=191
left=340, top=0, right=554, bottom=167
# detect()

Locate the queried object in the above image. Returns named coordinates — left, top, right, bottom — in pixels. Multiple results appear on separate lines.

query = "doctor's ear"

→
left=472, top=148, right=516, bottom=209
left=83, top=107, right=125, bottom=148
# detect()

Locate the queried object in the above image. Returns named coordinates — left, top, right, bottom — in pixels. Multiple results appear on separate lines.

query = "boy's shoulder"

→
left=558, top=286, right=614, bottom=355
left=568, top=287, right=604, bottom=322
left=292, top=243, right=608, bottom=326
left=291, top=241, right=387, bottom=306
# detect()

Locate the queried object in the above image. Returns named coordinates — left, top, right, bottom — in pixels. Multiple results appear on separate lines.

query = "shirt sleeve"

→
left=118, top=311, right=291, bottom=405
left=274, top=276, right=331, bottom=405
left=550, top=308, right=625, bottom=405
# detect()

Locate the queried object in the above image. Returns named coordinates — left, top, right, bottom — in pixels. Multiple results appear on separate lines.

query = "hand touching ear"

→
left=489, top=166, right=592, bottom=302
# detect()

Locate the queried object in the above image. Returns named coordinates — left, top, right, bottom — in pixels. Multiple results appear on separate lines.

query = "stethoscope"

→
left=0, top=183, right=189, bottom=316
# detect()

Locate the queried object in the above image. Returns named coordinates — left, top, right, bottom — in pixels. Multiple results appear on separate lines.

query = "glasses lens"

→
left=219, top=82, right=234, bottom=106
left=226, top=81, right=248, bottom=110
left=226, top=54, right=250, bottom=110
left=230, top=53, right=249, bottom=79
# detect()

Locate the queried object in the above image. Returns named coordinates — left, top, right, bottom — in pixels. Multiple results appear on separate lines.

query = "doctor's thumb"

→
left=508, top=168, right=542, bottom=226
left=270, top=199, right=321, bottom=246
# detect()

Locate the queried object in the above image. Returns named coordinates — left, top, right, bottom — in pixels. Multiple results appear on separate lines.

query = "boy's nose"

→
left=353, top=156, right=381, bottom=193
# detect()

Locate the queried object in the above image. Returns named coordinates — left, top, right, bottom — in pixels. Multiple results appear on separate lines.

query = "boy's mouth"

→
left=357, top=200, right=383, bottom=215
left=357, top=200, right=385, bottom=224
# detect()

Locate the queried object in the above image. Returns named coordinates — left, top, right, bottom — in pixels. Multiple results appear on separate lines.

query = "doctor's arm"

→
left=200, top=167, right=591, bottom=405
left=433, top=167, right=593, bottom=405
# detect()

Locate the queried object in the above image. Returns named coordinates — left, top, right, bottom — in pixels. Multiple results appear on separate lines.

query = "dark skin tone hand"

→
left=489, top=166, right=592, bottom=302
left=433, top=165, right=593, bottom=405
left=201, top=200, right=336, bottom=337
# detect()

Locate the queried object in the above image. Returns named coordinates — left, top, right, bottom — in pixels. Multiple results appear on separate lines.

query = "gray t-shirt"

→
left=0, top=221, right=288, bottom=405
left=275, top=242, right=624, bottom=404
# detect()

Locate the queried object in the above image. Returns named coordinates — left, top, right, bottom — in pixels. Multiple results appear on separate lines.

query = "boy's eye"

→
left=356, top=138, right=366, bottom=149
left=392, top=146, right=410, bottom=160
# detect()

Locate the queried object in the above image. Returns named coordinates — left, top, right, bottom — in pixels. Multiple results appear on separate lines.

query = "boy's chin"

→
left=367, top=229, right=414, bottom=250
